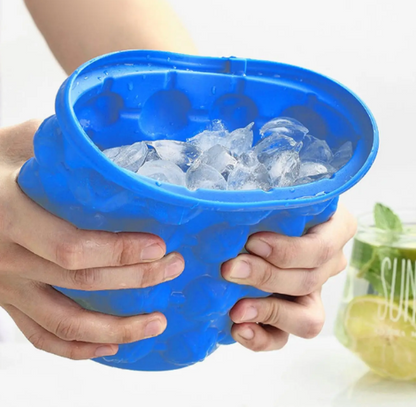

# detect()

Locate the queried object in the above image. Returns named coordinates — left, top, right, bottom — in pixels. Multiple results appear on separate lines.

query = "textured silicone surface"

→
left=18, top=51, right=378, bottom=371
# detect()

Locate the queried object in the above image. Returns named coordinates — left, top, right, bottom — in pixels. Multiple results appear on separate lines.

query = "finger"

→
left=13, top=283, right=166, bottom=344
left=245, top=204, right=356, bottom=269
left=231, top=322, right=289, bottom=352
left=230, top=291, right=325, bottom=339
left=4, top=305, right=118, bottom=360
left=7, top=184, right=166, bottom=269
left=1, top=244, right=184, bottom=290
left=222, top=252, right=346, bottom=296
left=0, top=119, right=41, bottom=166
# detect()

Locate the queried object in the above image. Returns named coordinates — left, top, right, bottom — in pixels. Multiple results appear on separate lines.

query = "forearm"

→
left=25, top=0, right=197, bottom=75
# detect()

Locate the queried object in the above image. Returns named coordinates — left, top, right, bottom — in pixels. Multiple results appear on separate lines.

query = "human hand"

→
left=222, top=205, right=356, bottom=351
left=0, top=120, right=184, bottom=360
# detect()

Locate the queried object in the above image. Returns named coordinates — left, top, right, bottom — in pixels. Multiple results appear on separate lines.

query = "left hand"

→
left=221, top=204, right=356, bottom=352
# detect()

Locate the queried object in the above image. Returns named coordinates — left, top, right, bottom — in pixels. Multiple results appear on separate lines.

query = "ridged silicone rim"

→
left=55, top=50, right=379, bottom=211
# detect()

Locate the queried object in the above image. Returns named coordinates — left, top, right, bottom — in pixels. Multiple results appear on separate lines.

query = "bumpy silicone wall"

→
left=18, top=51, right=378, bottom=371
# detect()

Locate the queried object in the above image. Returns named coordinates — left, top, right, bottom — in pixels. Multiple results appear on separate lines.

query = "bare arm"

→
left=25, top=0, right=197, bottom=74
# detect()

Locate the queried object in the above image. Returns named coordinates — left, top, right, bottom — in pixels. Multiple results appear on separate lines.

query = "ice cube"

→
left=199, top=145, right=237, bottom=179
left=294, top=176, right=321, bottom=185
left=299, top=161, right=336, bottom=178
left=294, top=174, right=331, bottom=185
left=268, top=150, right=301, bottom=187
left=228, top=163, right=271, bottom=191
left=186, top=162, right=227, bottom=191
left=149, top=140, right=201, bottom=171
left=298, top=161, right=335, bottom=179
left=186, top=129, right=227, bottom=152
left=103, top=141, right=148, bottom=172
left=294, top=161, right=336, bottom=185
left=187, top=120, right=255, bottom=156
left=208, top=119, right=227, bottom=135
left=224, top=122, right=254, bottom=156
left=300, top=135, right=333, bottom=163
left=260, top=117, right=308, bottom=142
left=239, top=150, right=259, bottom=168
left=254, top=133, right=300, bottom=166
left=145, top=147, right=160, bottom=162
left=331, top=141, right=353, bottom=170
left=137, top=160, right=186, bottom=186
left=102, top=146, right=121, bottom=160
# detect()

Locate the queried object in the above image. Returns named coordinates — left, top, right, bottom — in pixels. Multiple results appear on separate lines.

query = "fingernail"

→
left=246, top=239, right=272, bottom=258
left=230, top=260, right=251, bottom=279
left=141, top=243, right=164, bottom=261
left=95, top=345, right=117, bottom=357
left=239, top=327, right=255, bottom=340
left=164, top=258, right=184, bottom=279
left=241, top=306, right=258, bottom=322
left=145, top=319, right=163, bottom=337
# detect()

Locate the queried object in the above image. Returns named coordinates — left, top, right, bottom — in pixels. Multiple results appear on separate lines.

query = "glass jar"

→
left=335, top=210, right=416, bottom=380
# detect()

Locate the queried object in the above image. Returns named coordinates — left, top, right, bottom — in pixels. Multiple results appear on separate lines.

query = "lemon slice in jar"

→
left=344, top=295, right=416, bottom=380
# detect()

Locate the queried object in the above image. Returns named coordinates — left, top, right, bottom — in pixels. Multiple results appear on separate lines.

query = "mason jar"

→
left=335, top=209, right=416, bottom=380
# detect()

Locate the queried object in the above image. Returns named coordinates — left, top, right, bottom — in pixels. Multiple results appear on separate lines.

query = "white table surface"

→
left=1, top=336, right=415, bottom=407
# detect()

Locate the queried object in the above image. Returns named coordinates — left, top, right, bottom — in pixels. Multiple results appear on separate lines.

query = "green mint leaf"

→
left=361, top=246, right=409, bottom=299
left=374, top=203, right=403, bottom=233
left=351, top=239, right=375, bottom=271
left=356, top=247, right=378, bottom=278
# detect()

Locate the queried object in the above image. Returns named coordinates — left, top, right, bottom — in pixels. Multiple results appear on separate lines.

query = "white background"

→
left=4, top=337, right=415, bottom=407
left=0, top=0, right=415, bottom=341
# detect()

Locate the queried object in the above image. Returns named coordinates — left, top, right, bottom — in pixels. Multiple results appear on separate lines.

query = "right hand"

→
left=0, top=120, right=185, bottom=360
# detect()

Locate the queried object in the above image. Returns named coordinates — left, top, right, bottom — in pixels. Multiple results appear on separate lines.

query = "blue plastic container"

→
left=18, top=51, right=378, bottom=371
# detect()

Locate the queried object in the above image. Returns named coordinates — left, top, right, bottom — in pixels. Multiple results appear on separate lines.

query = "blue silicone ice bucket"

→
left=18, top=50, right=378, bottom=371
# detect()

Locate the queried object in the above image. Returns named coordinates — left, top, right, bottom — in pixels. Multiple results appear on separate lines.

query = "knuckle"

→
left=55, top=238, right=84, bottom=270
left=133, top=267, right=146, bottom=288
left=250, top=340, right=268, bottom=352
left=119, top=323, right=138, bottom=344
left=54, top=317, right=82, bottom=341
left=258, top=263, right=276, bottom=291
left=65, top=345, right=83, bottom=361
left=314, top=235, right=335, bottom=266
left=275, top=241, right=297, bottom=268
left=135, top=262, right=163, bottom=288
left=262, top=300, right=281, bottom=326
left=278, top=333, right=289, bottom=349
left=302, top=315, right=325, bottom=339
left=134, top=262, right=154, bottom=288
left=27, top=332, right=46, bottom=351
left=300, top=271, right=321, bottom=295
left=112, top=234, right=135, bottom=266
left=70, top=268, right=100, bottom=290
left=338, top=255, right=348, bottom=273
left=0, top=250, right=12, bottom=276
